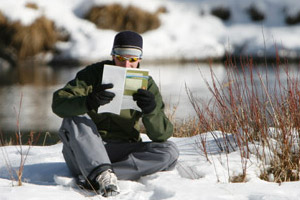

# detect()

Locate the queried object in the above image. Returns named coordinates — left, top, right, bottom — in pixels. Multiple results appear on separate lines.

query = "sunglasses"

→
left=115, top=55, right=140, bottom=63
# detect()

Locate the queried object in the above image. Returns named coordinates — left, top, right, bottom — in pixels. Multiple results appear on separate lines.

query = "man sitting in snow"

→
left=51, top=30, right=179, bottom=197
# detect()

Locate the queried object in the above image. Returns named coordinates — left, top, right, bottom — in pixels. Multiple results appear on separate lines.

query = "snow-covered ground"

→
left=1, top=0, right=300, bottom=62
left=1, top=0, right=300, bottom=199
left=1, top=133, right=300, bottom=200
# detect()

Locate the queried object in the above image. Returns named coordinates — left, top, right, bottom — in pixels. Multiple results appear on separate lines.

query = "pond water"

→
left=0, top=61, right=299, bottom=142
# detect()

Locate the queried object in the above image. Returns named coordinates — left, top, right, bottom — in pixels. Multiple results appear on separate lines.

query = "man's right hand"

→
left=86, top=83, right=115, bottom=111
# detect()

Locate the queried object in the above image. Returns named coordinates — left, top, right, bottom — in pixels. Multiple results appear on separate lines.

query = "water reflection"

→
left=147, top=63, right=225, bottom=118
left=0, top=62, right=298, bottom=136
left=0, top=64, right=81, bottom=134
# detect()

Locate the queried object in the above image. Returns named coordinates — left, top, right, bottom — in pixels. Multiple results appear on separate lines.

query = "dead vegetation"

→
left=187, top=54, right=300, bottom=183
left=230, top=173, right=247, bottom=183
left=85, top=4, right=166, bottom=33
left=247, top=5, right=265, bottom=21
left=172, top=117, right=201, bottom=138
left=0, top=9, right=68, bottom=61
left=211, top=7, right=231, bottom=21
left=285, top=11, right=300, bottom=25
left=25, top=2, right=39, bottom=10
left=0, top=11, right=5, bottom=24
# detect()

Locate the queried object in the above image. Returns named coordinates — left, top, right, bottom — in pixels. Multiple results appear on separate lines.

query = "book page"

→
left=124, top=69, right=149, bottom=96
left=98, top=65, right=126, bottom=114
left=122, top=68, right=149, bottom=111
left=121, top=95, right=141, bottom=111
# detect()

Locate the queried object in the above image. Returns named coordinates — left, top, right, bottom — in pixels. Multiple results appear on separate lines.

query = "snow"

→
left=1, top=133, right=300, bottom=200
left=1, top=0, right=300, bottom=62
left=1, top=0, right=300, bottom=199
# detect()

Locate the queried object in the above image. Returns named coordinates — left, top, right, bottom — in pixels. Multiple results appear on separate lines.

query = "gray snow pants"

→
left=58, top=114, right=179, bottom=183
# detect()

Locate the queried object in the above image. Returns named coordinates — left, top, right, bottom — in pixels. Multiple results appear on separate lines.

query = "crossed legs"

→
left=58, top=114, right=179, bottom=184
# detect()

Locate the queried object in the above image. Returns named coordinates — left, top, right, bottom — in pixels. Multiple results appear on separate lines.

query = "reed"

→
left=0, top=93, right=33, bottom=186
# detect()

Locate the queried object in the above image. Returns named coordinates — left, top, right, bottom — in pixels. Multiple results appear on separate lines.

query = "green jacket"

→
left=52, top=60, right=173, bottom=142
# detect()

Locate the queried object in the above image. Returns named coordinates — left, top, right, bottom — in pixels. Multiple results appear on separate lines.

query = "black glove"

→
left=86, top=83, right=115, bottom=111
left=133, top=89, right=156, bottom=114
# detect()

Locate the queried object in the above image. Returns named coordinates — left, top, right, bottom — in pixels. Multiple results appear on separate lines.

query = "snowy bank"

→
left=0, top=0, right=300, bottom=63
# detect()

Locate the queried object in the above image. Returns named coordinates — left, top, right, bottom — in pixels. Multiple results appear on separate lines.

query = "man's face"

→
left=113, top=54, right=140, bottom=68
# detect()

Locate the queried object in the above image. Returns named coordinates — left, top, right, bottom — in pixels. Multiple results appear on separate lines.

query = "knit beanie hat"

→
left=111, top=31, right=143, bottom=58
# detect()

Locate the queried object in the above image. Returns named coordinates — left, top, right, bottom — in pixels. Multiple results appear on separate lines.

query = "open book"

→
left=98, top=64, right=149, bottom=114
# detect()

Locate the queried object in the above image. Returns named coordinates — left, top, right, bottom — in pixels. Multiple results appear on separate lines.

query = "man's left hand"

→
left=133, top=89, right=156, bottom=114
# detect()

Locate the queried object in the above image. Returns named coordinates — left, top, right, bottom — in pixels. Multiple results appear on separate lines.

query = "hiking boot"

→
left=96, top=169, right=120, bottom=197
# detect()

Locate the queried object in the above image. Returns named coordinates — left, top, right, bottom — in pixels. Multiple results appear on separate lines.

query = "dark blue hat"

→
left=111, top=31, right=143, bottom=57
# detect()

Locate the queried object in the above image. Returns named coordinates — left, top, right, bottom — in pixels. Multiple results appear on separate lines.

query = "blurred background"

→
left=0, top=0, right=300, bottom=144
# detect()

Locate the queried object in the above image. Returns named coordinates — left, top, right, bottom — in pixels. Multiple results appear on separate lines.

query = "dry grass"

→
left=163, top=101, right=201, bottom=138
left=0, top=11, right=67, bottom=61
left=25, top=2, right=39, bottom=10
left=85, top=4, right=165, bottom=33
left=0, top=11, right=6, bottom=24
left=230, top=173, right=247, bottom=183
left=0, top=131, right=59, bottom=146
left=172, top=117, right=201, bottom=138
left=187, top=55, right=300, bottom=183
left=16, top=16, right=57, bottom=59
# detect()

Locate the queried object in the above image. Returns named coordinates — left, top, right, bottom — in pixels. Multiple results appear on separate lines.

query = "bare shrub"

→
left=85, top=4, right=163, bottom=33
left=247, top=5, right=265, bottom=21
left=0, top=93, right=32, bottom=186
left=188, top=55, right=300, bottom=183
left=211, top=7, right=231, bottom=21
